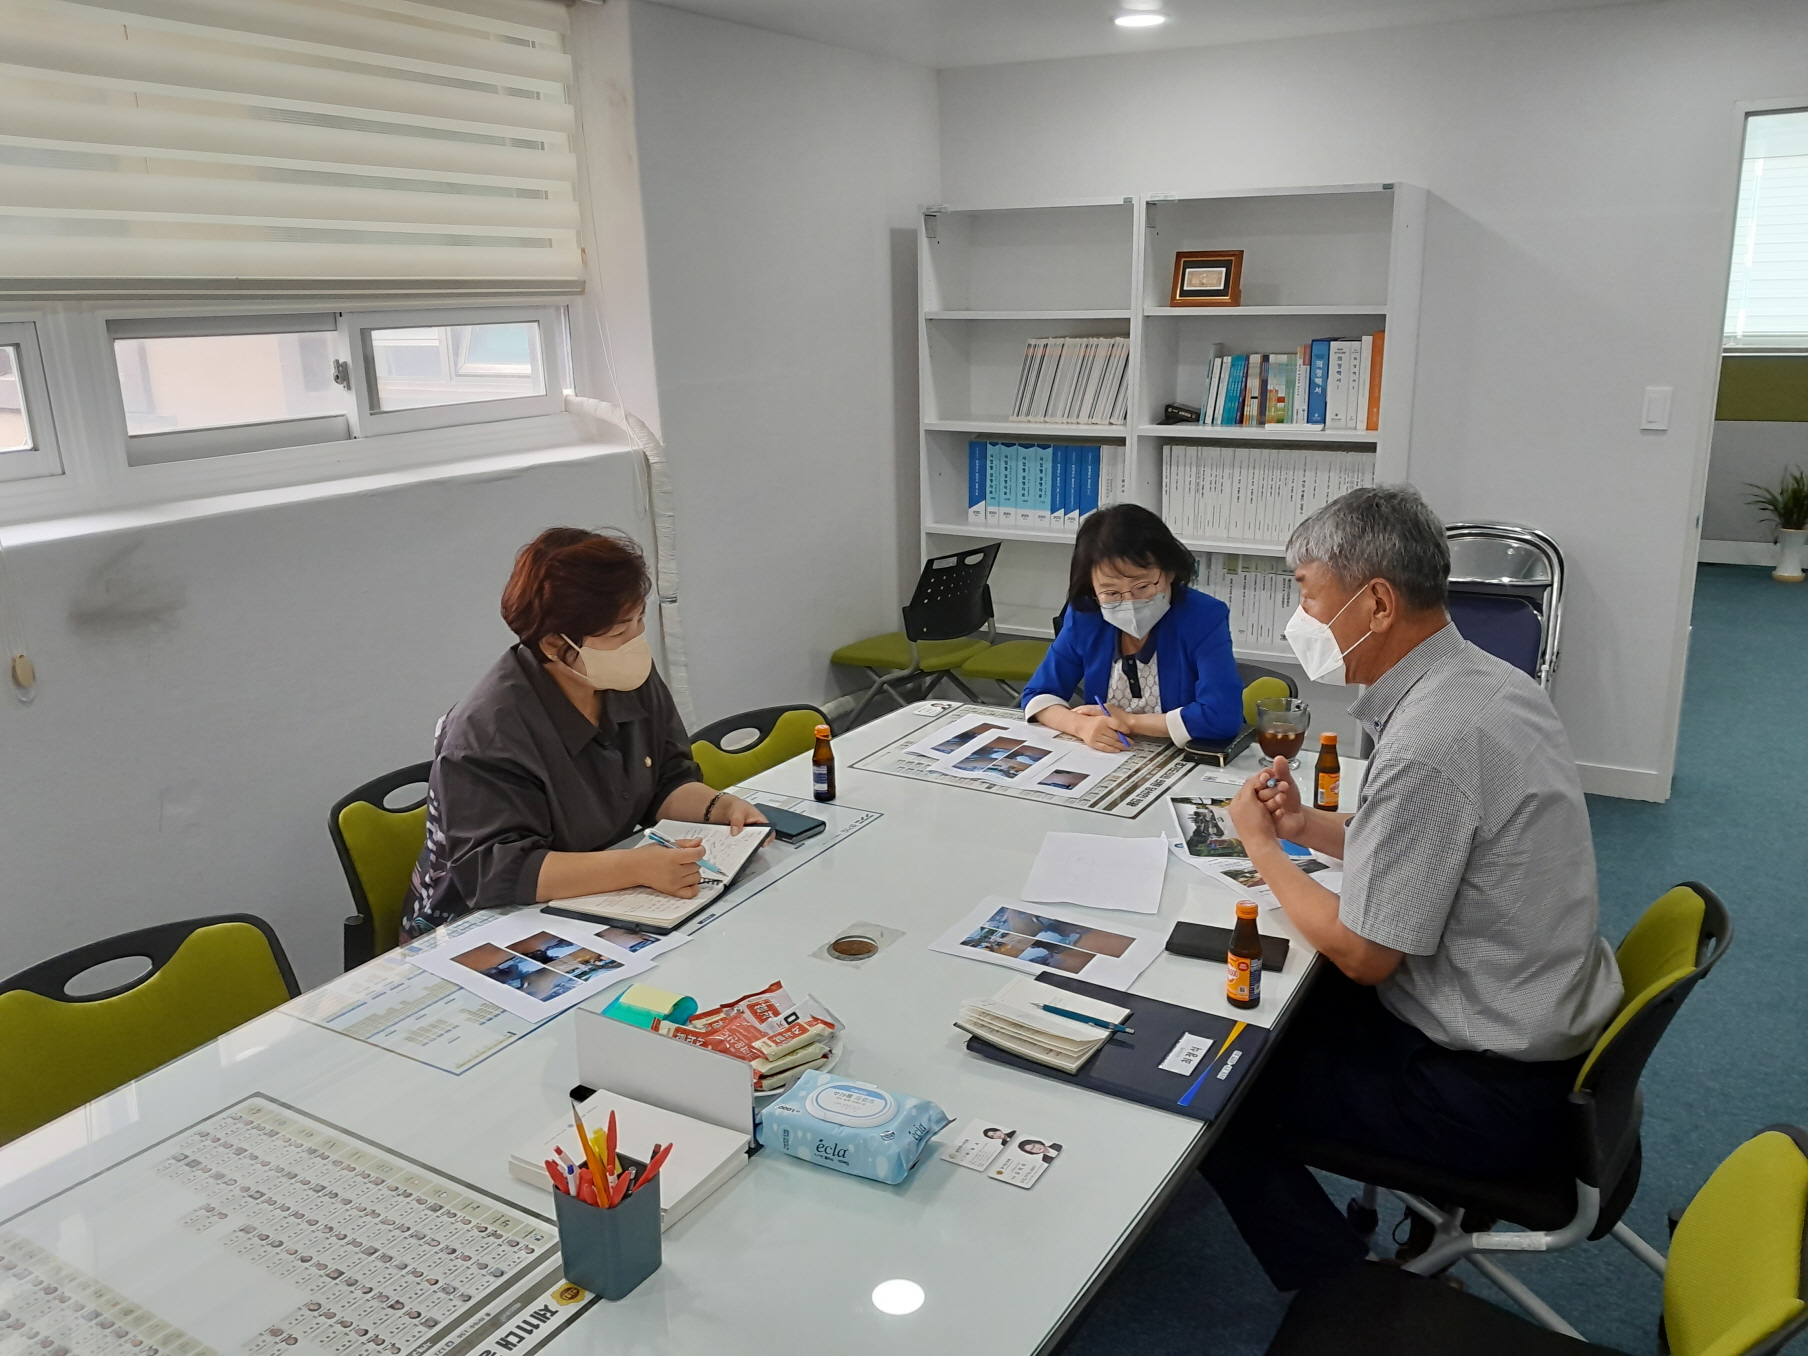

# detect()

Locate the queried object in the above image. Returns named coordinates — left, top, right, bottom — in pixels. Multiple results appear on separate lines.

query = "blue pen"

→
left=645, top=830, right=723, bottom=878
left=1091, top=693, right=1132, bottom=749
left=1036, top=1003, right=1134, bottom=1034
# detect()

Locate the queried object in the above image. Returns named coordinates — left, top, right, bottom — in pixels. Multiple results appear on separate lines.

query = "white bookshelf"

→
left=918, top=184, right=1425, bottom=668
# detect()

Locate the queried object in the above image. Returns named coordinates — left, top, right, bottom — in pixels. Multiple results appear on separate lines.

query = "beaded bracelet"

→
left=703, top=791, right=727, bottom=824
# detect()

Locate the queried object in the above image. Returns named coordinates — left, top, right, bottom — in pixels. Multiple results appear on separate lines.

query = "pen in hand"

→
left=645, top=829, right=723, bottom=878
left=1091, top=694, right=1132, bottom=749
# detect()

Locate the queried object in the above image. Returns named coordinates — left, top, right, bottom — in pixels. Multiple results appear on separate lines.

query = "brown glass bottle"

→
left=812, top=723, right=836, bottom=802
left=1227, top=900, right=1262, bottom=1010
left=1313, top=732, right=1341, bottom=812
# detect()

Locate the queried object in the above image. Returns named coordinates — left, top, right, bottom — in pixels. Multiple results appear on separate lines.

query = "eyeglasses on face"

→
left=1094, top=579, right=1166, bottom=605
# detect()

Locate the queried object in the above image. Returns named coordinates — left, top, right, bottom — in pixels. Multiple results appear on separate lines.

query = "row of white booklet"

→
left=1161, top=445, right=1377, bottom=546
left=1197, top=554, right=1304, bottom=652
left=1010, top=336, right=1131, bottom=425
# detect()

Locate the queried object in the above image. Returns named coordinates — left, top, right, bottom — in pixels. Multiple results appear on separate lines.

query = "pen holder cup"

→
left=553, top=1159, right=660, bottom=1301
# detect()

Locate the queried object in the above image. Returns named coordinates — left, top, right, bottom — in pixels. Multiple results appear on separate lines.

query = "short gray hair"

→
left=1286, top=484, right=1449, bottom=612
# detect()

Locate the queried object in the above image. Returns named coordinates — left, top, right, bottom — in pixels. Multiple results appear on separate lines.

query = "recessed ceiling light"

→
left=871, top=1280, right=926, bottom=1315
left=1114, top=11, right=1167, bottom=26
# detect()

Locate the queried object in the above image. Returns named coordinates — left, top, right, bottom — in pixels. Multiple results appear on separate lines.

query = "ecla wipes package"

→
left=758, top=1070, right=950, bottom=1185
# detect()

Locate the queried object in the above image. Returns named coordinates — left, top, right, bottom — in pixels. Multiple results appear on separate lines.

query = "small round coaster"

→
left=828, top=935, right=879, bottom=960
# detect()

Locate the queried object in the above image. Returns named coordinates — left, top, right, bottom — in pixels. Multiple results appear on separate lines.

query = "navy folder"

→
left=964, top=972, right=1270, bottom=1124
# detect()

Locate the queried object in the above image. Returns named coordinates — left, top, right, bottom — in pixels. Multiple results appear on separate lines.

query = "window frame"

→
left=0, top=320, right=65, bottom=486
left=0, top=296, right=595, bottom=531
left=345, top=305, right=568, bottom=438
left=1723, top=101, right=1808, bottom=354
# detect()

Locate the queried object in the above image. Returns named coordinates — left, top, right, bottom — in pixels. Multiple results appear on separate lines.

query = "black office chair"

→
left=831, top=543, right=1001, bottom=727
left=1301, top=882, right=1734, bottom=1336
left=1446, top=523, right=1564, bottom=688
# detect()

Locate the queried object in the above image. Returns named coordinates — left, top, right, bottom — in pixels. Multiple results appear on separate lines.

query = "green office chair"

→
left=832, top=544, right=1001, bottom=727
left=1265, top=1124, right=1808, bottom=1356
left=1237, top=661, right=1298, bottom=726
left=690, top=704, right=827, bottom=790
left=957, top=638, right=1052, bottom=701
left=330, top=763, right=431, bottom=971
left=1306, top=882, right=1734, bottom=1336
left=0, top=915, right=299, bottom=1146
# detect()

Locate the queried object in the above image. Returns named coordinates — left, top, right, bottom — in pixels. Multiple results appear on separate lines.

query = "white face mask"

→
left=1283, top=588, right=1373, bottom=685
left=559, top=632, right=653, bottom=691
left=1099, top=590, right=1170, bottom=640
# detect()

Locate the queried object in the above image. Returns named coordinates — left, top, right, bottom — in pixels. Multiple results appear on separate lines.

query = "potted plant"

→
left=1745, top=466, right=1808, bottom=582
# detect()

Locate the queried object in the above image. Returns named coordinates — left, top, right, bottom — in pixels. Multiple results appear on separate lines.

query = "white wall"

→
left=0, top=449, right=651, bottom=989
left=624, top=1, right=940, bottom=726
left=939, top=0, right=1808, bottom=798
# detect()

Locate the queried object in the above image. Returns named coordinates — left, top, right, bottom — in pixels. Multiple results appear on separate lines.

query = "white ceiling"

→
left=639, top=0, right=1648, bottom=69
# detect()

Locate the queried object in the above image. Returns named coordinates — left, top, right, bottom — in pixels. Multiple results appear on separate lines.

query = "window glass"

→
left=113, top=332, right=346, bottom=435
left=0, top=345, right=29, bottom=453
left=367, top=321, right=544, bottom=411
left=1726, top=109, right=1808, bottom=349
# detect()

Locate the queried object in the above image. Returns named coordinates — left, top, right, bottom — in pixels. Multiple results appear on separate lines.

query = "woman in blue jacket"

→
left=1023, top=504, right=1243, bottom=751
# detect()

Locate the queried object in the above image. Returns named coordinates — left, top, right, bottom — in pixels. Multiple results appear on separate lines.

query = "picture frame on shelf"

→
left=1169, top=250, right=1243, bottom=307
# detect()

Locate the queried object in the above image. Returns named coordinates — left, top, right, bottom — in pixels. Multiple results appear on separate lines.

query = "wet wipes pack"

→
left=757, top=1070, right=950, bottom=1185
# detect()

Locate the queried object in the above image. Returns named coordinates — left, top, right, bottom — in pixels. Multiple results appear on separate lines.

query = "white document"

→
left=930, top=896, right=1166, bottom=988
left=1157, top=1032, right=1215, bottom=1075
left=1021, top=831, right=1168, bottom=914
left=1024, top=743, right=1131, bottom=797
left=410, top=912, right=653, bottom=1021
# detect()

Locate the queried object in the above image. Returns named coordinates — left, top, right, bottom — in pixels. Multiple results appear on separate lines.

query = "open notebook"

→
left=955, top=976, right=1130, bottom=1073
left=542, top=819, right=773, bottom=933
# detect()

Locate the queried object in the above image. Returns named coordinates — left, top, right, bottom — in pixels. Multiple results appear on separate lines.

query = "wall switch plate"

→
left=1641, top=386, right=1672, bottom=431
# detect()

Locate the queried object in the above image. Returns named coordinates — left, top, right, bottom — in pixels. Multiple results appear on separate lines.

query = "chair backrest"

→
left=1445, top=522, right=1565, bottom=687
left=690, top=704, right=827, bottom=790
left=0, top=915, right=298, bottom=1145
left=1570, top=882, right=1734, bottom=1234
left=330, top=763, right=431, bottom=970
left=1664, top=1125, right=1808, bottom=1356
left=902, top=543, right=999, bottom=642
left=1236, top=662, right=1299, bottom=727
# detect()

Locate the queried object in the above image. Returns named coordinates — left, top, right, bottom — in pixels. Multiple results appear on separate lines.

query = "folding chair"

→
left=831, top=543, right=1000, bottom=727
left=1446, top=522, right=1565, bottom=688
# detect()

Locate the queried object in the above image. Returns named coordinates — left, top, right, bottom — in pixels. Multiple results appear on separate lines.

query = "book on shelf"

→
left=1161, top=445, right=1376, bottom=545
left=1010, top=336, right=1130, bottom=425
left=1197, top=553, right=1302, bottom=655
left=1200, top=332, right=1384, bottom=431
left=967, top=440, right=1124, bottom=534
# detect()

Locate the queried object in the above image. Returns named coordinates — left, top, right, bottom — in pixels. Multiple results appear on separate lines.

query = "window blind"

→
left=1725, top=109, right=1808, bottom=350
left=0, top=0, right=582, bottom=297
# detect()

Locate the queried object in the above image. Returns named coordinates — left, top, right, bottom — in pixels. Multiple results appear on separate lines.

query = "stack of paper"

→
left=956, top=976, right=1130, bottom=1073
left=1021, top=831, right=1169, bottom=914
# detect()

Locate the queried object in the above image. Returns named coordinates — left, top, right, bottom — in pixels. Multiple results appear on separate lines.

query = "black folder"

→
left=964, top=972, right=1270, bottom=1124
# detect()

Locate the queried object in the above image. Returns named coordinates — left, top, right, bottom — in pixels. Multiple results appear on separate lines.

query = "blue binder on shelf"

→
left=963, top=972, right=1270, bottom=1124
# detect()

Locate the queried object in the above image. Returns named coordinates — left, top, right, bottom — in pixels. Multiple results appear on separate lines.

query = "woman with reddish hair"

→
left=402, top=527, right=765, bottom=935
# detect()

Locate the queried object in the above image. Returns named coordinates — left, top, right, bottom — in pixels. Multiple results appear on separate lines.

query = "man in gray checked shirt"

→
left=1204, top=485, right=1623, bottom=1292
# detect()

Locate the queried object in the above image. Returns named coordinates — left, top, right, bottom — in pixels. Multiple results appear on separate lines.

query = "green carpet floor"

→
left=1063, top=563, right=1808, bottom=1356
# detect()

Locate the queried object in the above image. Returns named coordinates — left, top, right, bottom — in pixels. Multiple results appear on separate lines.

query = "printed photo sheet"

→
left=410, top=914, right=652, bottom=1021
left=1166, top=790, right=1342, bottom=907
left=908, top=714, right=1130, bottom=797
left=929, top=896, right=1165, bottom=987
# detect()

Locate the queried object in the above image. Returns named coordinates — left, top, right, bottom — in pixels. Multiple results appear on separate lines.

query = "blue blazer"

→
left=1021, top=586, right=1243, bottom=741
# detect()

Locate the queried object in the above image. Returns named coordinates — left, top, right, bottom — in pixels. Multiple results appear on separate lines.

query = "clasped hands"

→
left=1228, top=755, right=1309, bottom=853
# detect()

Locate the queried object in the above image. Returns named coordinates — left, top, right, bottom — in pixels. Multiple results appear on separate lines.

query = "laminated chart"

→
left=0, top=1098, right=590, bottom=1356
left=853, top=706, right=1195, bottom=819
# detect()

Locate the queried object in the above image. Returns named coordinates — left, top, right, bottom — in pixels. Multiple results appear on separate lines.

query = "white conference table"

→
left=0, top=704, right=1364, bottom=1356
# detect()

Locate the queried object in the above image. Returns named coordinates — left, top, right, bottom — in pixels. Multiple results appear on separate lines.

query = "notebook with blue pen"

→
left=959, top=972, right=1269, bottom=1124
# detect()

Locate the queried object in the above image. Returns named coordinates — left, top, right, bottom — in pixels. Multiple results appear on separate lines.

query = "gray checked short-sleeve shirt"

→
left=1339, top=625, right=1623, bottom=1061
